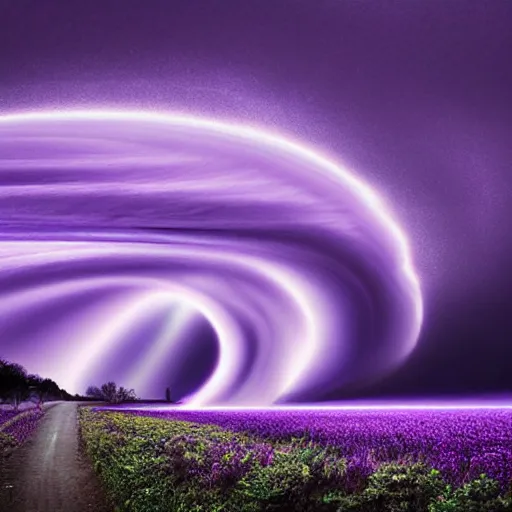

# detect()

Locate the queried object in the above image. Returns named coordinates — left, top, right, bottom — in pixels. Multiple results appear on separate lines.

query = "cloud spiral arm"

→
left=0, top=110, right=422, bottom=406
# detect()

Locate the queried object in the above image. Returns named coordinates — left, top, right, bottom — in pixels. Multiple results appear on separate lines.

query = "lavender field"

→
left=111, top=407, right=512, bottom=490
left=0, top=401, right=46, bottom=428
left=0, top=404, right=52, bottom=456
left=79, top=406, right=512, bottom=511
left=0, top=409, right=20, bottom=428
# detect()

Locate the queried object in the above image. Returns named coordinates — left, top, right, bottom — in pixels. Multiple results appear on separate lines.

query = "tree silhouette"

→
left=29, top=375, right=61, bottom=410
left=1, top=360, right=30, bottom=410
left=86, top=382, right=137, bottom=403
left=85, top=385, right=103, bottom=400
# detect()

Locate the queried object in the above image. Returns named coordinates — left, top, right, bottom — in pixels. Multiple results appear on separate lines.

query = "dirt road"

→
left=0, top=402, right=110, bottom=512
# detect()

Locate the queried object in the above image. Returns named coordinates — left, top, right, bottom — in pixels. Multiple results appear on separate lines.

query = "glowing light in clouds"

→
left=128, top=302, right=196, bottom=396
left=0, top=110, right=423, bottom=405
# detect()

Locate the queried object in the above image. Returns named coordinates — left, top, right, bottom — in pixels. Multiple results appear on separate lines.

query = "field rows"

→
left=84, top=407, right=512, bottom=511
left=113, top=408, right=512, bottom=489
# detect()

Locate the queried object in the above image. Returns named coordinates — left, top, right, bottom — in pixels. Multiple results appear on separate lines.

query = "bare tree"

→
left=100, top=382, right=118, bottom=403
left=86, top=382, right=137, bottom=403
left=85, top=385, right=103, bottom=400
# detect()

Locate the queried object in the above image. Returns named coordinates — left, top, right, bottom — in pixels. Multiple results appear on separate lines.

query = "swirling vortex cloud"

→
left=0, top=110, right=422, bottom=407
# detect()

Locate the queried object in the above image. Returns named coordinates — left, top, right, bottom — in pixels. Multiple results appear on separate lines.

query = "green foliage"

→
left=234, top=449, right=313, bottom=510
left=332, top=463, right=445, bottom=512
left=78, top=409, right=511, bottom=512
left=429, top=474, right=512, bottom=512
left=231, top=442, right=349, bottom=511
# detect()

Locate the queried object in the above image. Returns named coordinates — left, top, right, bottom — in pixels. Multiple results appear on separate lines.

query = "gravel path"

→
left=0, top=402, right=110, bottom=512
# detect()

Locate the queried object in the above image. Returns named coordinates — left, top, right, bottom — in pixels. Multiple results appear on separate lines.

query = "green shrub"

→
left=335, top=463, right=445, bottom=512
left=235, top=449, right=314, bottom=510
left=429, top=474, right=512, bottom=512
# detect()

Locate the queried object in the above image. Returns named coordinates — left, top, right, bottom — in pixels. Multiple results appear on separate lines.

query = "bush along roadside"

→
left=78, top=408, right=512, bottom=512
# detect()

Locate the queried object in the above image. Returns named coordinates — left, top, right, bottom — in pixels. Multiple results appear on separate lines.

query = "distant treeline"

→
left=0, top=358, right=88, bottom=410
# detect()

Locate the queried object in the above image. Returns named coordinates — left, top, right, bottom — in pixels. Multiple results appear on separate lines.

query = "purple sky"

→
left=0, top=0, right=511, bottom=400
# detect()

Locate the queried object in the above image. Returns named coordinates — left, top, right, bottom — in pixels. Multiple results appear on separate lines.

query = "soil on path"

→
left=0, top=402, right=111, bottom=512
